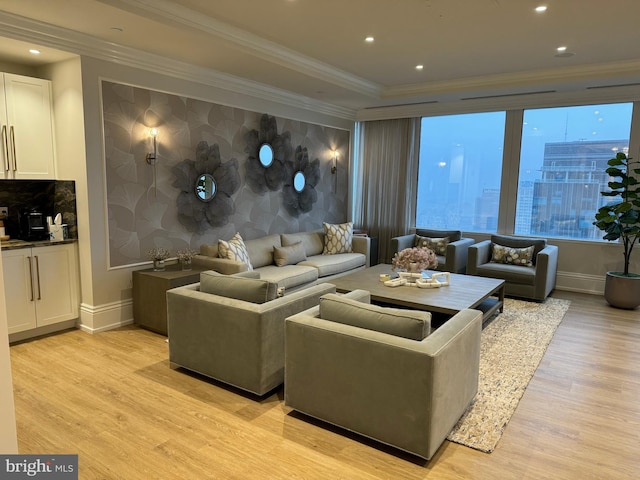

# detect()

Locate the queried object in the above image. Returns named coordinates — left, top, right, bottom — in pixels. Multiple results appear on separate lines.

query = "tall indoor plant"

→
left=593, top=151, right=640, bottom=309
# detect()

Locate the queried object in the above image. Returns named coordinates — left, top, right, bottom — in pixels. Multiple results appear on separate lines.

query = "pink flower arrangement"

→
left=391, top=247, right=438, bottom=271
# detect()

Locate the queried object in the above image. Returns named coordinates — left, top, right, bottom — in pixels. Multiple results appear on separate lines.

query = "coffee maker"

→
left=20, top=208, right=49, bottom=240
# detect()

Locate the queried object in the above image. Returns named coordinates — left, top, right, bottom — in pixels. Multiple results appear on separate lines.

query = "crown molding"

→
left=0, top=11, right=357, bottom=120
left=97, top=0, right=382, bottom=99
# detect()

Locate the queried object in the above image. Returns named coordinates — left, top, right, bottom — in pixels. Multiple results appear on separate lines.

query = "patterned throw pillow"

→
left=415, top=235, right=450, bottom=256
left=322, top=222, right=353, bottom=255
left=490, top=243, right=534, bottom=267
left=218, top=232, right=253, bottom=271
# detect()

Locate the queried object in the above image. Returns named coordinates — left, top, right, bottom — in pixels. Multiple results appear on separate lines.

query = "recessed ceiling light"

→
left=557, top=46, right=567, bottom=52
left=415, top=64, right=424, bottom=70
left=28, top=49, right=40, bottom=55
left=535, top=5, right=547, bottom=13
left=364, top=36, right=374, bottom=43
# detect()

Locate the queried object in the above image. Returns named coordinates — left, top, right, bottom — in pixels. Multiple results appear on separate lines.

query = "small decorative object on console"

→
left=391, top=246, right=438, bottom=272
left=147, top=247, right=171, bottom=271
left=176, top=248, right=198, bottom=271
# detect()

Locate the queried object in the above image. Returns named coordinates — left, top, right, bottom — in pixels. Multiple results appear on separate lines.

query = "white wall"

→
left=0, top=256, right=18, bottom=453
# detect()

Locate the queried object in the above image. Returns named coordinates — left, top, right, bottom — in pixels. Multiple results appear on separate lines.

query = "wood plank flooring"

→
left=8, top=291, right=640, bottom=479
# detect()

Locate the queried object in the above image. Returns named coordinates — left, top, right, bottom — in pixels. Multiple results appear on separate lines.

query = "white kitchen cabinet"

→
left=2, top=243, right=79, bottom=334
left=0, top=73, right=56, bottom=179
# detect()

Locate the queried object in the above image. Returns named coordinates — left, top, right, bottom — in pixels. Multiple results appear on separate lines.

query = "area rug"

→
left=447, top=297, right=571, bottom=453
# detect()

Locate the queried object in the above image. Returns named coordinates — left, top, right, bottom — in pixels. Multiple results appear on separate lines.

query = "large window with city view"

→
left=515, top=103, right=633, bottom=240
left=416, top=112, right=506, bottom=232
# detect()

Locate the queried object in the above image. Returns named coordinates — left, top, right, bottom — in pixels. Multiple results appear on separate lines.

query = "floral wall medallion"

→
left=244, top=114, right=292, bottom=194
left=172, top=141, right=240, bottom=232
left=282, top=146, right=320, bottom=217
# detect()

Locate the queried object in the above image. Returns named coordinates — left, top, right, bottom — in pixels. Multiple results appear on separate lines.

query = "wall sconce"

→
left=331, top=150, right=338, bottom=174
left=146, top=127, right=159, bottom=165
left=146, top=127, right=159, bottom=197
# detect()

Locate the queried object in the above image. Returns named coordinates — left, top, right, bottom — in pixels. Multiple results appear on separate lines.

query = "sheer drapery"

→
left=353, top=118, right=421, bottom=263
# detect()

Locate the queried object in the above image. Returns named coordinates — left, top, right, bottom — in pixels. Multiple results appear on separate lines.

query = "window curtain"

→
left=353, top=118, right=421, bottom=263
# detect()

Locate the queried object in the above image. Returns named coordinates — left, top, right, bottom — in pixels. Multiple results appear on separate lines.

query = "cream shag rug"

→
left=447, top=297, right=571, bottom=453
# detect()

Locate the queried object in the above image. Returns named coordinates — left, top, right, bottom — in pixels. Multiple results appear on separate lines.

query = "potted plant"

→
left=147, top=247, right=171, bottom=271
left=176, top=248, right=198, bottom=271
left=593, top=151, right=640, bottom=309
left=391, top=247, right=438, bottom=272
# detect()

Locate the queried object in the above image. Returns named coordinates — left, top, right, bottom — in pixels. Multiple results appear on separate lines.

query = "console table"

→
left=132, top=265, right=203, bottom=335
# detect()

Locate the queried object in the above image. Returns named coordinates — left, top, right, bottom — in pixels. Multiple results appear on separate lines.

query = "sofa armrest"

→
left=467, top=240, right=491, bottom=275
left=444, top=237, right=474, bottom=273
left=284, top=307, right=482, bottom=459
left=534, top=245, right=558, bottom=300
left=192, top=254, right=248, bottom=275
left=391, top=234, right=415, bottom=255
left=352, top=236, right=371, bottom=267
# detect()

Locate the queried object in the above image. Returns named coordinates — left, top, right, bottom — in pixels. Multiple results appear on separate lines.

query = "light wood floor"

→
left=8, top=291, right=640, bottom=479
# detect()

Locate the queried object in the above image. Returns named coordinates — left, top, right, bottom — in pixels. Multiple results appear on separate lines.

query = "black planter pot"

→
left=604, top=271, right=640, bottom=310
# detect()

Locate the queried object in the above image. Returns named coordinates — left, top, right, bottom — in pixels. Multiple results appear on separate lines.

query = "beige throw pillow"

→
left=273, top=242, right=307, bottom=267
left=218, top=232, right=253, bottom=271
left=322, top=222, right=353, bottom=255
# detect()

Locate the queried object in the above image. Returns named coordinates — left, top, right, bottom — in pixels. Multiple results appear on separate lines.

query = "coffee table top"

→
left=331, top=264, right=505, bottom=317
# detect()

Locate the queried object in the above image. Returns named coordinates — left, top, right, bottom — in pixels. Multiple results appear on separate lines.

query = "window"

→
left=515, top=103, right=633, bottom=240
left=416, top=112, right=506, bottom=232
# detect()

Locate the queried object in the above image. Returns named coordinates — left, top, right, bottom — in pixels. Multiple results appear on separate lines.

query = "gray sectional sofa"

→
left=193, top=231, right=371, bottom=292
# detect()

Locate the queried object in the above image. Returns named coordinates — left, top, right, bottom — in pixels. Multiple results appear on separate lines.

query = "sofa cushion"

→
left=253, top=265, right=318, bottom=290
left=273, top=242, right=307, bottom=267
left=218, top=233, right=253, bottom=270
left=475, top=263, right=536, bottom=286
left=281, top=231, right=324, bottom=256
left=299, top=253, right=365, bottom=277
left=323, top=222, right=353, bottom=254
left=319, top=293, right=431, bottom=341
left=491, top=235, right=546, bottom=265
left=415, top=235, right=449, bottom=255
left=416, top=228, right=461, bottom=243
left=245, top=234, right=281, bottom=268
left=199, top=270, right=278, bottom=303
left=491, top=244, right=535, bottom=267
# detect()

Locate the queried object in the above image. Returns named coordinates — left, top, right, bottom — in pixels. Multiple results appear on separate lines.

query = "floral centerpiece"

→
left=391, top=247, right=438, bottom=272
left=147, top=247, right=171, bottom=271
left=176, top=248, right=198, bottom=271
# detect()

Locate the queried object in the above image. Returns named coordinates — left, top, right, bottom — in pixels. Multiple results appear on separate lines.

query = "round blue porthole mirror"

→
left=195, top=173, right=216, bottom=202
left=258, top=143, right=274, bottom=168
left=293, top=171, right=306, bottom=192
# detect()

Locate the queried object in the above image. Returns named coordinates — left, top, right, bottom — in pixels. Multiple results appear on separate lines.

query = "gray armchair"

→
left=391, top=229, right=474, bottom=273
left=167, top=272, right=335, bottom=396
left=285, top=290, right=482, bottom=460
left=467, top=234, right=558, bottom=301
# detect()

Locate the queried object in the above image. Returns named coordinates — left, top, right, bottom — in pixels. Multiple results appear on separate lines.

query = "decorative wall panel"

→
left=101, top=81, right=350, bottom=267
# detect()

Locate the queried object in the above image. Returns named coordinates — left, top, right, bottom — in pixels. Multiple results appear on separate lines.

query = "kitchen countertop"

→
left=0, top=238, right=77, bottom=251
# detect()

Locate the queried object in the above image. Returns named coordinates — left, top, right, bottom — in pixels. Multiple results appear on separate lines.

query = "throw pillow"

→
left=490, top=243, right=535, bottom=267
left=273, top=242, right=307, bottom=267
left=415, top=235, right=450, bottom=255
left=319, top=293, right=431, bottom=341
left=218, top=232, right=253, bottom=271
left=323, top=222, right=353, bottom=255
left=200, top=270, right=278, bottom=304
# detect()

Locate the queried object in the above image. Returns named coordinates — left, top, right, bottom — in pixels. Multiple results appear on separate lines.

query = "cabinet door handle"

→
left=34, top=255, right=41, bottom=300
left=1, top=125, right=8, bottom=172
left=27, top=256, right=34, bottom=302
left=9, top=125, right=16, bottom=172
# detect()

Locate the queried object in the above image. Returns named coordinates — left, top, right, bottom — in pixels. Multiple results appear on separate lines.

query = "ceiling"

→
left=1, top=0, right=640, bottom=113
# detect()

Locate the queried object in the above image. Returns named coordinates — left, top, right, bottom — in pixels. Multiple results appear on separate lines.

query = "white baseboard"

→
left=79, top=299, right=133, bottom=334
left=555, top=271, right=604, bottom=295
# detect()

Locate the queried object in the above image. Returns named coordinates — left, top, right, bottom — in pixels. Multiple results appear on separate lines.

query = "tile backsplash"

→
left=0, top=180, right=77, bottom=240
